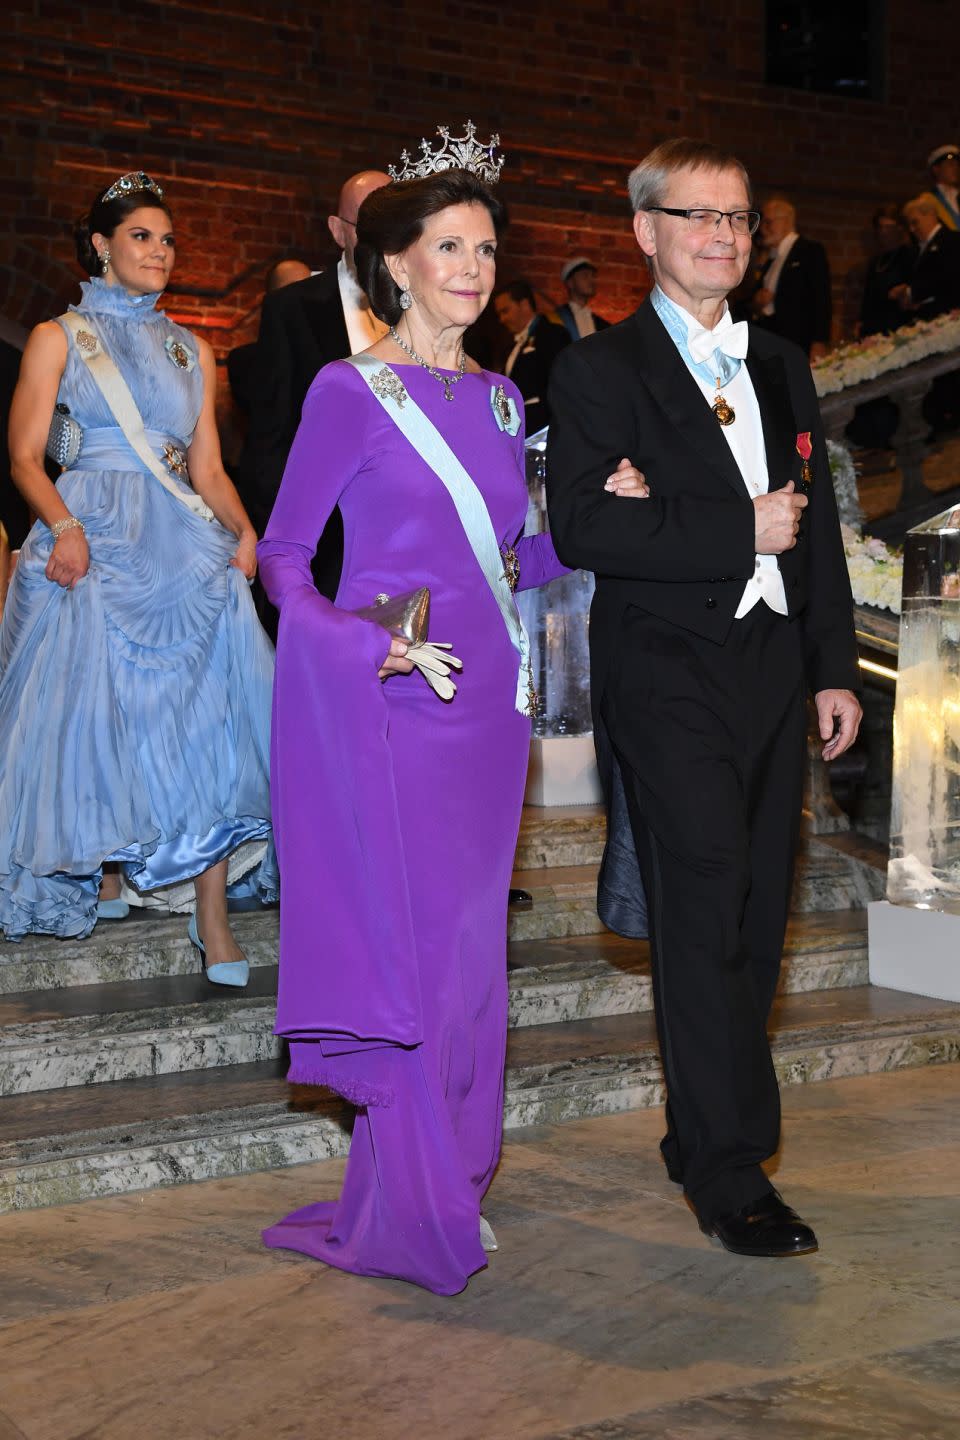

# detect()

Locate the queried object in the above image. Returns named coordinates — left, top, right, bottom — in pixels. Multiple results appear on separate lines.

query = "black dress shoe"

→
left=508, top=888, right=533, bottom=910
left=701, top=1191, right=818, bottom=1258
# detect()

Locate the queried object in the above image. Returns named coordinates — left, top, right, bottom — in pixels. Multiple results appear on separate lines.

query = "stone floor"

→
left=1, top=1063, right=958, bottom=1440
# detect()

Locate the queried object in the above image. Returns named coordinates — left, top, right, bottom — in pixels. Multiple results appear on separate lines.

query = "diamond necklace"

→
left=388, top=326, right=466, bottom=401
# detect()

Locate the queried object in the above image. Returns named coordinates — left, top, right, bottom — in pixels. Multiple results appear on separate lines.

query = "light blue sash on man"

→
left=650, top=284, right=742, bottom=389
left=346, top=353, right=531, bottom=714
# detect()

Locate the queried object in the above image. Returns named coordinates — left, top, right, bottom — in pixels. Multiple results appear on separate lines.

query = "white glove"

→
left=406, top=641, right=463, bottom=701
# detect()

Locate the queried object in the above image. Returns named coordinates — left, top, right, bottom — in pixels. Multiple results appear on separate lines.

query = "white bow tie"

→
left=688, top=320, right=749, bottom=366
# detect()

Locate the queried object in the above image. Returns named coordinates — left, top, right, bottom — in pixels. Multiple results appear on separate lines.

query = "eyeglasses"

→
left=336, top=215, right=358, bottom=228
left=646, top=206, right=761, bottom=236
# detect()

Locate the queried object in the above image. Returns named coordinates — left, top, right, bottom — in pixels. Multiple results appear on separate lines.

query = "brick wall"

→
left=1, top=0, right=955, bottom=372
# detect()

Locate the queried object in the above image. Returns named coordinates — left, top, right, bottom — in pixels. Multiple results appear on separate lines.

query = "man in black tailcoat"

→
left=494, top=281, right=569, bottom=435
left=752, top=195, right=832, bottom=361
left=237, top=169, right=389, bottom=597
left=547, top=138, right=861, bottom=1258
left=897, top=193, right=960, bottom=433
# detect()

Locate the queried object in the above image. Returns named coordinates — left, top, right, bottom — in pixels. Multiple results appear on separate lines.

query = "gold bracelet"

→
left=50, top=517, right=85, bottom=541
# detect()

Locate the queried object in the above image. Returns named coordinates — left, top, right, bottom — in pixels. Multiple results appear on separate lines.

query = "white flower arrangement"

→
left=840, top=523, right=903, bottom=613
left=812, top=309, right=960, bottom=398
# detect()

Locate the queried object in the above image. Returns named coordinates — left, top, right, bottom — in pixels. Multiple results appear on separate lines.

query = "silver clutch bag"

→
left=352, top=586, right=430, bottom=644
left=46, top=403, right=83, bottom=468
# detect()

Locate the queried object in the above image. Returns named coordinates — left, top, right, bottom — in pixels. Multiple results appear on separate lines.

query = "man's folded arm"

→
left=546, top=344, right=756, bottom=583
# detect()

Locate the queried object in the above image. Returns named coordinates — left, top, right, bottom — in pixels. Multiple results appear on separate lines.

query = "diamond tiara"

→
left=100, top=171, right=165, bottom=204
left=387, top=121, right=504, bottom=186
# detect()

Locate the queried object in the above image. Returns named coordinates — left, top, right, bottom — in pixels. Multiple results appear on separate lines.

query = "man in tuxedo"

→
left=237, top=169, right=389, bottom=593
left=927, top=143, right=960, bottom=232
left=547, top=138, right=861, bottom=1258
left=898, top=193, right=960, bottom=319
left=227, top=259, right=311, bottom=422
left=752, top=196, right=832, bottom=361
left=557, top=257, right=610, bottom=342
left=494, top=282, right=569, bottom=434
left=898, top=192, right=960, bottom=432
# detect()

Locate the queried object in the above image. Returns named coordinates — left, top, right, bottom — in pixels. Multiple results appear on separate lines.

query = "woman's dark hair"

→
left=74, top=187, right=173, bottom=277
left=355, top=169, right=507, bottom=325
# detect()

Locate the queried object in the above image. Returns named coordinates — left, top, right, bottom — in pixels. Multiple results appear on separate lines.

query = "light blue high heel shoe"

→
left=96, top=898, right=130, bottom=921
left=188, top=913, right=250, bottom=988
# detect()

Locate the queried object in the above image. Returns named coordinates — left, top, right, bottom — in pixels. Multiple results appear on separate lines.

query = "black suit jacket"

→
left=547, top=300, right=859, bottom=709
left=506, top=315, right=570, bottom=434
left=859, top=246, right=914, bottom=336
left=237, top=267, right=349, bottom=593
left=226, top=342, right=258, bottom=417
left=908, top=227, right=960, bottom=319
left=546, top=302, right=859, bottom=935
left=761, top=235, right=832, bottom=355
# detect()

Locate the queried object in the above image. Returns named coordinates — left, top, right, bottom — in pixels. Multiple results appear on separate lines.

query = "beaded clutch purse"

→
left=46, top=403, right=83, bottom=468
left=352, top=586, right=430, bottom=644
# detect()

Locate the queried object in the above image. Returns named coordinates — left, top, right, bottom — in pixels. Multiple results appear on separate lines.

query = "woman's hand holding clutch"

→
left=378, top=635, right=416, bottom=680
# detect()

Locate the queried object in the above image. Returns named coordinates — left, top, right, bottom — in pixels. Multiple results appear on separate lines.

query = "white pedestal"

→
left=868, top=899, right=960, bottom=1001
left=524, top=735, right=603, bottom=808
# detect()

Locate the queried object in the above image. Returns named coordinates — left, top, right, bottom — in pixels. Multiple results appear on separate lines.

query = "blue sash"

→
left=346, top=354, right=531, bottom=714
left=650, top=285, right=742, bottom=388
left=934, top=186, right=960, bottom=232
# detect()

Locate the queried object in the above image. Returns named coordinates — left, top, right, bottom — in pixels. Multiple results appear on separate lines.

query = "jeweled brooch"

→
left=370, top=365, right=408, bottom=408
left=162, top=442, right=188, bottom=478
left=491, top=383, right=521, bottom=436
left=500, top=543, right=520, bottom=593
left=75, top=329, right=99, bottom=355
left=164, top=336, right=195, bottom=372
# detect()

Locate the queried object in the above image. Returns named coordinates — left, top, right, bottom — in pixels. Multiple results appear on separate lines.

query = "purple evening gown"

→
left=258, top=360, right=567, bottom=1295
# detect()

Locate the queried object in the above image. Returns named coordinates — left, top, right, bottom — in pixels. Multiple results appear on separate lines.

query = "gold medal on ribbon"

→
left=713, top=376, right=735, bottom=426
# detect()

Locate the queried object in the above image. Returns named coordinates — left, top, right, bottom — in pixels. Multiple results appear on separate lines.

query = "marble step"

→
left=1, top=984, right=957, bottom=1213
left=0, top=809, right=885, bottom=996
left=514, top=804, right=607, bottom=870
left=0, top=914, right=869, bottom=1096
left=510, top=837, right=884, bottom=944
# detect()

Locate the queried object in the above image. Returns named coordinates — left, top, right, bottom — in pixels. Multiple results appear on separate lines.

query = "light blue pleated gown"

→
left=0, top=279, right=277, bottom=940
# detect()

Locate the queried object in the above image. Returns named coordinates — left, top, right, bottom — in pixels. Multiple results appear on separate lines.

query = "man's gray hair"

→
left=628, top=137, right=752, bottom=213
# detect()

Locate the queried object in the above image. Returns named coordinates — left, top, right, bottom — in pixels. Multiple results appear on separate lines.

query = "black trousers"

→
left=602, top=602, right=807, bottom=1223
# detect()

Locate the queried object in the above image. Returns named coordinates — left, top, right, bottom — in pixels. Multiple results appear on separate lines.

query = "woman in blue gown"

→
left=0, top=173, right=276, bottom=979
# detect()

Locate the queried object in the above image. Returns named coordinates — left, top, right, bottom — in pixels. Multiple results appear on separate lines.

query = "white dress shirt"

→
left=568, top=300, right=597, bottom=338
left=678, top=305, right=788, bottom=619
left=337, top=256, right=387, bottom=355
left=918, top=222, right=944, bottom=256
left=504, top=321, right=532, bottom=379
left=761, top=231, right=799, bottom=316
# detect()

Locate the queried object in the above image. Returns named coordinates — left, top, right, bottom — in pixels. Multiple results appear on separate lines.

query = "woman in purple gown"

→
left=259, top=131, right=626, bottom=1294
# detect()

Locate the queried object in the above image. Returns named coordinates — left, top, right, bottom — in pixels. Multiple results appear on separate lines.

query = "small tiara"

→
left=100, top=171, right=165, bottom=204
left=387, top=121, right=504, bottom=186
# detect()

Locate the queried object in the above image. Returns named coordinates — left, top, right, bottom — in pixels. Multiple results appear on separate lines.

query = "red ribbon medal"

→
left=796, top=431, right=813, bottom=485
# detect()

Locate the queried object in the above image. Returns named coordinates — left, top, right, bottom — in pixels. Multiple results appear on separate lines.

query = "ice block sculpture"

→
left=518, top=429, right=595, bottom=738
left=887, top=503, right=960, bottom=911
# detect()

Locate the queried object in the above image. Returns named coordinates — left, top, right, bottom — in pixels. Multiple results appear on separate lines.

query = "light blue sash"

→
left=346, top=354, right=531, bottom=714
left=650, top=285, right=741, bottom=388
